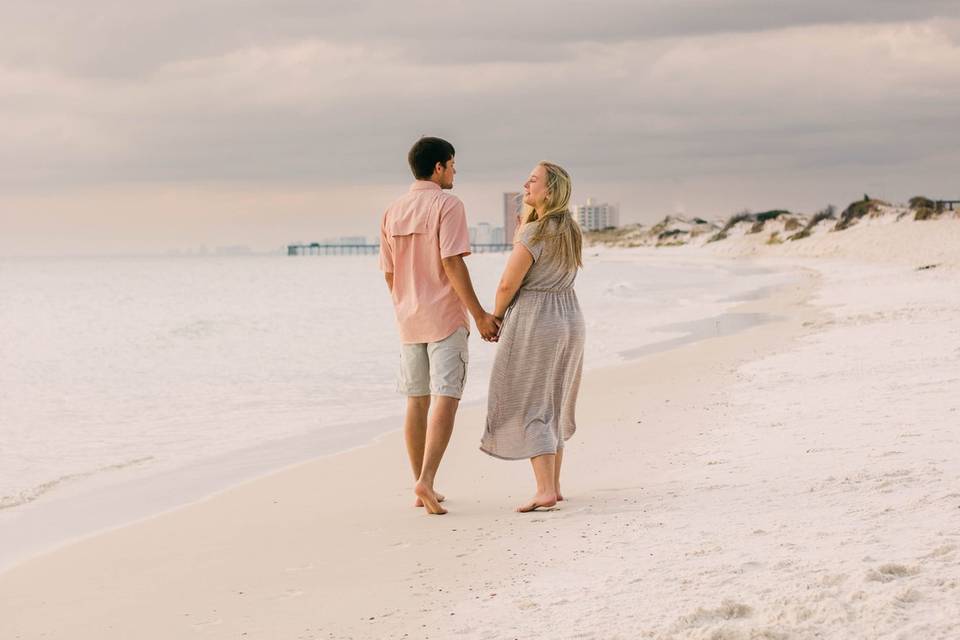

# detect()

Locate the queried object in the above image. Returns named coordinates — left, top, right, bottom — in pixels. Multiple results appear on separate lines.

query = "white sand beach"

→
left=2, top=218, right=958, bottom=639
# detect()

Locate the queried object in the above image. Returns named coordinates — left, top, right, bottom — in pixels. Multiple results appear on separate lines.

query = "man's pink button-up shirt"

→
left=379, top=181, right=472, bottom=344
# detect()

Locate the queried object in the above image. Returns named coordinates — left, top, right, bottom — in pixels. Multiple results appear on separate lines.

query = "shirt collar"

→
left=410, top=180, right=441, bottom=192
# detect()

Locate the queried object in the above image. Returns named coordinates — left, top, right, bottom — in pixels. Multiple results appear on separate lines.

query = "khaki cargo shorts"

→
left=397, top=327, right=469, bottom=399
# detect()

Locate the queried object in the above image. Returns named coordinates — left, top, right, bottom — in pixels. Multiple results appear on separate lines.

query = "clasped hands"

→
left=476, top=312, right=502, bottom=342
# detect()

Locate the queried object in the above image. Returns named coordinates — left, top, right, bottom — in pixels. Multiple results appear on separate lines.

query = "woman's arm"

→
left=494, top=244, right=535, bottom=318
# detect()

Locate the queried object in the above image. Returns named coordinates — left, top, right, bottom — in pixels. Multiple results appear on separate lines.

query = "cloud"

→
left=1, top=2, right=959, bottom=253
left=4, top=1, right=959, bottom=75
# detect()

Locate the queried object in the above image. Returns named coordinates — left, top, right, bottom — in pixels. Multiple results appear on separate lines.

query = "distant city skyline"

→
left=576, top=198, right=620, bottom=231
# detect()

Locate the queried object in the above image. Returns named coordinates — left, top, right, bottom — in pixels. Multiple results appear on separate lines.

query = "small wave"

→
left=0, top=456, right=155, bottom=510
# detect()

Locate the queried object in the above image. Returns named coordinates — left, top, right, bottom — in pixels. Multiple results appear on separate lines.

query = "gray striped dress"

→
left=480, top=221, right=585, bottom=460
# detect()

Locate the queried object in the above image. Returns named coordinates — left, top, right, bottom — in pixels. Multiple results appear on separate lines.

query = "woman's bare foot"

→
left=414, top=482, right=447, bottom=515
left=414, top=492, right=445, bottom=507
left=516, top=492, right=558, bottom=513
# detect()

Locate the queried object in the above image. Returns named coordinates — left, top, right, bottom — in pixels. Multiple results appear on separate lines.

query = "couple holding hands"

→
left=379, top=137, right=585, bottom=514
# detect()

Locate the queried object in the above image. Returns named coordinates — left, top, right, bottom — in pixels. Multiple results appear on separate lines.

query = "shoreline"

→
left=0, top=256, right=802, bottom=575
left=0, top=260, right=823, bottom=638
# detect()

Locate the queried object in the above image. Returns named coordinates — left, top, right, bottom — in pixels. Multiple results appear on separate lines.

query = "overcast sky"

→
left=2, top=1, right=959, bottom=255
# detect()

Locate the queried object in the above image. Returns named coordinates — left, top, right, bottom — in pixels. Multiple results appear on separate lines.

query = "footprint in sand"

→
left=820, top=573, right=848, bottom=587
left=920, top=544, right=956, bottom=560
left=191, top=617, right=223, bottom=630
left=894, top=588, right=923, bottom=608
left=866, top=563, right=920, bottom=583
left=675, top=599, right=753, bottom=629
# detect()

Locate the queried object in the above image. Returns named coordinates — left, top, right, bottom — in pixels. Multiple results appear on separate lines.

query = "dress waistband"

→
left=522, top=287, right=574, bottom=293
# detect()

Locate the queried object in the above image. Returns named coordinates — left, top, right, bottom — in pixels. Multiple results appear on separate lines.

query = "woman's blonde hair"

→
left=521, top=161, right=583, bottom=271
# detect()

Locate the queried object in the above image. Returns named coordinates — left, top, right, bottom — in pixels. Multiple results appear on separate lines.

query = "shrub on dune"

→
left=790, top=205, right=836, bottom=241
left=708, top=210, right=753, bottom=242
left=749, top=210, right=792, bottom=234
left=835, top=195, right=890, bottom=230
left=909, top=195, right=942, bottom=221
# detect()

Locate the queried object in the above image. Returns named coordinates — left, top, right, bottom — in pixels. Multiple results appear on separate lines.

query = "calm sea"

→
left=0, top=250, right=798, bottom=568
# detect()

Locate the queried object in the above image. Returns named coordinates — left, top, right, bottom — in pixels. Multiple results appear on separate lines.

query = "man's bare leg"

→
left=413, top=395, right=458, bottom=514
left=554, top=447, right=565, bottom=501
left=405, top=396, right=444, bottom=507
left=517, top=453, right=558, bottom=512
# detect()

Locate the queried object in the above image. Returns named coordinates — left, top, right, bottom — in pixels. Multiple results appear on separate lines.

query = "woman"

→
left=481, top=161, right=585, bottom=512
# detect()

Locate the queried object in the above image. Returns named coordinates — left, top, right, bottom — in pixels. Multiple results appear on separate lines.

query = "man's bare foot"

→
left=516, top=492, right=558, bottom=513
left=414, top=492, right=446, bottom=507
left=557, top=493, right=564, bottom=502
left=414, top=482, right=447, bottom=515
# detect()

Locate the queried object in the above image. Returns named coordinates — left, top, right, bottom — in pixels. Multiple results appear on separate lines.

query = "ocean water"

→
left=0, top=250, right=797, bottom=567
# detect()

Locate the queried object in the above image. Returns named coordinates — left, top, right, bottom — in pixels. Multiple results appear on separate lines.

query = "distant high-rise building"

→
left=503, top=192, right=523, bottom=242
left=574, top=198, right=619, bottom=231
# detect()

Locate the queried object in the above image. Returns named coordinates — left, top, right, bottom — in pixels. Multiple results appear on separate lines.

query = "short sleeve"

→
left=438, top=196, right=471, bottom=259
left=517, top=222, right=544, bottom=262
left=378, top=213, right=394, bottom=273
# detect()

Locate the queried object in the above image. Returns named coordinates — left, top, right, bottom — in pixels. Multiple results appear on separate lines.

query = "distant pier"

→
left=935, top=200, right=959, bottom=211
left=287, top=243, right=512, bottom=256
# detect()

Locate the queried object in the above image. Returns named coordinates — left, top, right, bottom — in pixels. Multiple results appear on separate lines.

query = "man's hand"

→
left=475, top=312, right=501, bottom=342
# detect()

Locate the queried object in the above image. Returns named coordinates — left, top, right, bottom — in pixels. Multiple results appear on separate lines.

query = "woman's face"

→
left=523, top=164, right=549, bottom=210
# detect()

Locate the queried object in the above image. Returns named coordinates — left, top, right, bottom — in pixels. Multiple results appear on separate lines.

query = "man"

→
left=379, top=137, right=500, bottom=515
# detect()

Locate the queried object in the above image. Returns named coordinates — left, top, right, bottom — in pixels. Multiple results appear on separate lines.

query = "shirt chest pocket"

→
left=389, top=215, right=430, bottom=238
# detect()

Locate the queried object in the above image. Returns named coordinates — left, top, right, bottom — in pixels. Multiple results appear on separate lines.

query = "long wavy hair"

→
left=521, top=161, right=583, bottom=271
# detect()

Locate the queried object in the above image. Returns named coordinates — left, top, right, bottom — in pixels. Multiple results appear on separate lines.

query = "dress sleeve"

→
left=517, top=222, right=544, bottom=262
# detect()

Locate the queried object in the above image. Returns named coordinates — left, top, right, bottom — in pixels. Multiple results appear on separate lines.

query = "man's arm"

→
left=441, top=255, right=500, bottom=341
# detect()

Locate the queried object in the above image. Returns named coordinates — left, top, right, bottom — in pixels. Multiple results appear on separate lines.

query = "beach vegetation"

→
left=658, top=228, right=687, bottom=240
left=708, top=210, right=752, bottom=242
left=835, top=198, right=889, bottom=230
left=748, top=210, right=790, bottom=234
left=755, top=209, right=791, bottom=223
left=909, top=195, right=942, bottom=221
left=789, top=205, right=836, bottom=241
left=657, top=229, right=688, bottom=246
